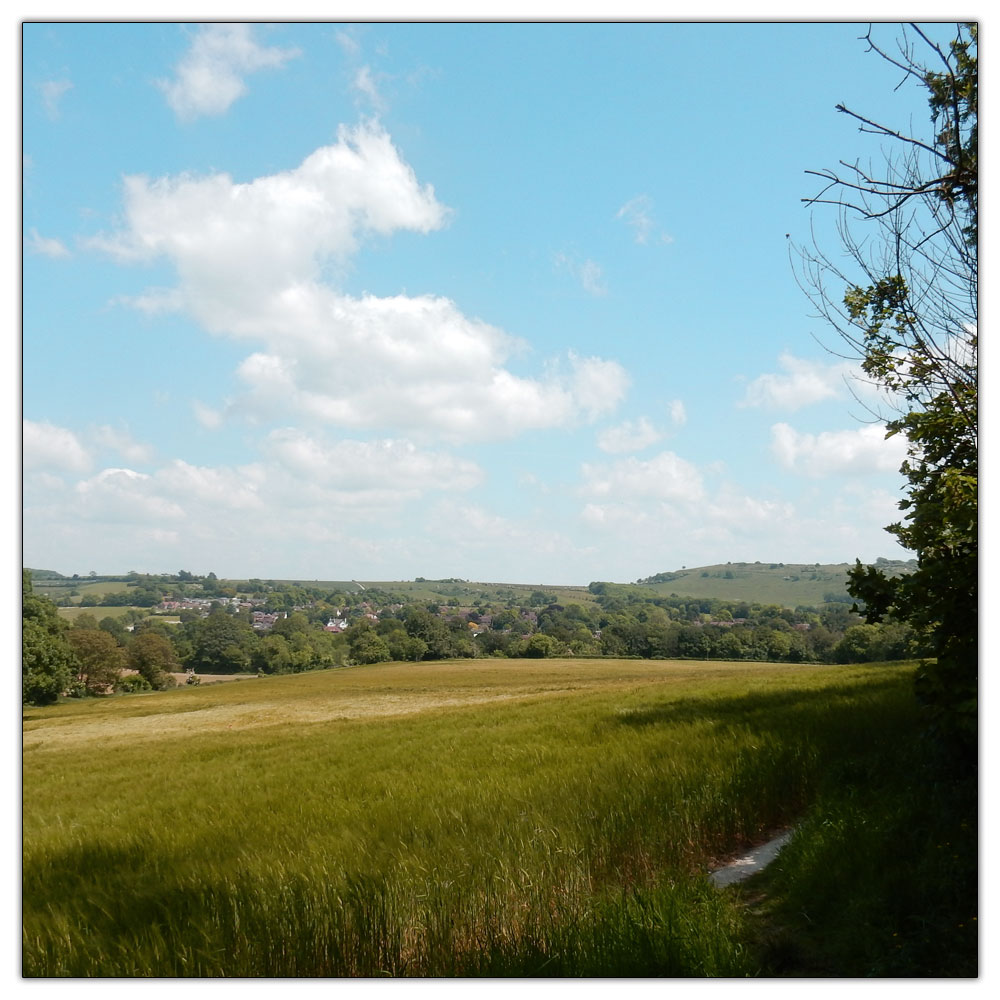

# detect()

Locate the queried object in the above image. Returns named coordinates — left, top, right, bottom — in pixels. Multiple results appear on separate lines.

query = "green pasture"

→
left=55, top=605, right=148, bottom=621
left=33, top=579, right=132, bottom=599
left=23, top=657, right=969, bottom=976
left=635, top=563, right=853, bottom=607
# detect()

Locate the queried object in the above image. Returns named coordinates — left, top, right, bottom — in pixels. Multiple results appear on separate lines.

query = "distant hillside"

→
left=26, top=559, right=916, bottom=611
left=629, top=559, right=916, bottom=607
left=25, top=568, right=67, bottom=580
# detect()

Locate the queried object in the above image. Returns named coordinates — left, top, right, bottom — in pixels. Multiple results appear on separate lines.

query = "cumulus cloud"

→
left=424, top=499, right=587, bottom=567
left=262, top=429, right=484, bottom=496
left=93, top=123, right=627, bottom=442
left=155, top=459, right=266, bottom=511
left=74, top=468, right=186, bottom=523
left=91, top=122, right=447, bottom=286
left=23, top=420, right=91, bottom=473
left=192, top=401, right=224, bottom=430
left=26, top=229, right=70, bottom=258
left=741, top=352, right=856, bottom=410
left=28, top=426, right=483, bottom=545
left=597, top=417, right=662, bottom=454
left=157, top=23, right=299, bottom=121
left=581, top=450, right=705, bottom=504
left=93, top=425, right=155, bottom=465
left=770, top=422, right=909, bottom=478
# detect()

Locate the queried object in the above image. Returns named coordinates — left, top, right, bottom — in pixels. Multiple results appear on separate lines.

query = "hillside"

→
left=628, top=559, right=916, bottom=607
left=29, top=559, right=915, bottom=611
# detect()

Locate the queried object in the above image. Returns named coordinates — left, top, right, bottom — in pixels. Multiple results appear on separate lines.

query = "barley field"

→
left=23, top=657, right=919, bottom=976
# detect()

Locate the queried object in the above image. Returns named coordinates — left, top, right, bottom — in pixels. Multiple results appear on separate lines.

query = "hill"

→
left=627, top=558, right=916, bottom=607
left=28, top=559, right=915, bottom=612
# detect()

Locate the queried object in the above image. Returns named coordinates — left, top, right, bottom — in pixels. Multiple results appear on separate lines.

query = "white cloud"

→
left=39, top=79, right=72, bottom=119
left=157, top=24, right=299, bottom=121
left=93, top=425, right=155, bottom=465
left=597, top=416, right=662, bottom=454
left=352, top=66, right=386, bottom=112
left=335, top=30, right=361, bottom=57
left=669, top=399, right=687, bottom=426
left=26, top=229, right=70, bottom=258
left=193, top=401, right=224, bottom=429
left=579, top=260, right=606, bottom=297
left=581, top=450, right=705, bottom=504
left=25, top=425, right=487, bottom=570
left=554, top=252, right=607, bottom=296
left=73, top=468, right=186, bottom=523
left=770, top=422, right=909, bottom=478
left=615, top=195, right=672, bottom=245
left=423, top=499, right=588, bottom=570
left=741, top=352, right=856, bottom=411
left=575, top=452, right=908, bottom=576
left=94, top=124, right=627, bottom=443
left=91, top=121, right=448, bottom=311
left=262, top=429, right=484, bottom=495
left=155, top=460, right=266, bottom=511
left=23, top=420, right=91, bottom=473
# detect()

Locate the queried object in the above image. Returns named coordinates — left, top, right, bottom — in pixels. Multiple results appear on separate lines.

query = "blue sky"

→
left=22, top=18, right=948, bottom=584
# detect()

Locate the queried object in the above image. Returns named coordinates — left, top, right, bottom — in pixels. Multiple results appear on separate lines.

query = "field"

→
left=32, top=579, right=132, bottom=600
left=253, top=563, right=879, bottom=608
left=22, top=657, right=974, bottom=977
left=55, top=605, right=157, bottom=622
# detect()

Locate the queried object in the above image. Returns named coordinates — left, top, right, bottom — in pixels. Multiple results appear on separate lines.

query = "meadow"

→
left=22, top=657, right=973, bottom=977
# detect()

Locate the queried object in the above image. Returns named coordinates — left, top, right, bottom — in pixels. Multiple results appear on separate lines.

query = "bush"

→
left=118, top=674, right=153, bottom=694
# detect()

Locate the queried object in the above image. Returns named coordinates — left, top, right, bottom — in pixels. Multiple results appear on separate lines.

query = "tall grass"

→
left=738, top=708, right=977, bottom=977
left=23, top=658, right=924, bottom=976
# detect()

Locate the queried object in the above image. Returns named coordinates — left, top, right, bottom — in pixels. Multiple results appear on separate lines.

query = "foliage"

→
left=747, top=708, right=976, bottom=976
left=66, top=629, right=125, bottom=696
left=798, top=24, right=977, bottom=754
left=127, top=633, right=179, bottom=690
left=186, top=610, right=258, bottom=673
left=117, top=673, right=153, bottom=694
left=22, top=570, right=77, bottom=705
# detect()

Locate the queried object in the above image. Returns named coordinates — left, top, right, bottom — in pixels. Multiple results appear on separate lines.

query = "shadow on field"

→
left=615, top=676, right=904, bottom=732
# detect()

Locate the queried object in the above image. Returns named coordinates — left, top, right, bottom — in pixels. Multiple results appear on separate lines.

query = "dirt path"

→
left=708, top=829, right=795, bottom=887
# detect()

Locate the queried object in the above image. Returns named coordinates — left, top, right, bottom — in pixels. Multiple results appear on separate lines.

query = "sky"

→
left=21, top=17, right=953, bottom=585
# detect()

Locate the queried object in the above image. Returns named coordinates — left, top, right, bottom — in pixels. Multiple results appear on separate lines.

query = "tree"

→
left=67, top=629, right=125, bottom=696
left=98, top=616, right=129, bottom=645
left=188, top=610, right=258, bottom=673
left=350, top=630, right=391, bottom=665
left=22, top=570, right=77, bottom=705
left=797, top=24, right=977, bottom=753
left=127, top=632, right=179, bottom=690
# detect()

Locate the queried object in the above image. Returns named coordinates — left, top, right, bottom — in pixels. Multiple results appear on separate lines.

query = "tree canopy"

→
left=798, top=23, right=977, bottom=754
left=22, top=570, right=76, bottom=705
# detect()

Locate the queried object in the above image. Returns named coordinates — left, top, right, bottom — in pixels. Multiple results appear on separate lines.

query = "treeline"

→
left=22, top=569, right=923, bottom=706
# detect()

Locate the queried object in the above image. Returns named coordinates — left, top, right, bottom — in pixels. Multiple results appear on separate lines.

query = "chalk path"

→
left=708, top=829, right=795, bottom=888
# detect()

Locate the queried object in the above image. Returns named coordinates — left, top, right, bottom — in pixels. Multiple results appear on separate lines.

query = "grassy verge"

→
left=22, top=658, right=973, bottom=976
left=735, top=724, right=977, bottom=977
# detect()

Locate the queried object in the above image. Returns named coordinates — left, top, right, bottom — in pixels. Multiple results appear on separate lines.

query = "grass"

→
left=635, top=562, right=854, bottom=606
left=55, top=605, right=150, bottom=621
left=22, top=657, right=974, bottom=977
left=734, top=725, right=977, bottom=977
left=34, top=579, right=132, bottom=599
